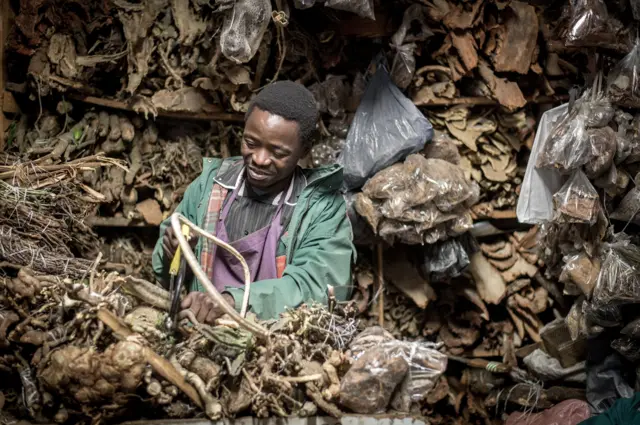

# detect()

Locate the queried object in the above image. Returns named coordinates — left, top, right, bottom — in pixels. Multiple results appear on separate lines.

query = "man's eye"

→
left=244, top=138, right=255, bottom=147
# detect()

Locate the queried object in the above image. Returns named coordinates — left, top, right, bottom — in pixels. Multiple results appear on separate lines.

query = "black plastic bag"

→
left=417, top=233, right=478, bottom=282
left=339, top=65, right=433, bottom=191
left=586, top=340, right=635, bottom=414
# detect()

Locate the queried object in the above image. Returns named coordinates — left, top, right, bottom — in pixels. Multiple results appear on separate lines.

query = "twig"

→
left=376, top=243, right=384, bottom=327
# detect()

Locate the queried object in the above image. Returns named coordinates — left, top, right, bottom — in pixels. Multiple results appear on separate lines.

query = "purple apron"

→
left=210, top=176, right=293, bottom=291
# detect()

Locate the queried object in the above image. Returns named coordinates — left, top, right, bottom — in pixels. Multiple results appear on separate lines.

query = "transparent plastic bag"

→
left=585, top=126, right=616, bottom=179
left=611, top=337, right=640, bottom=362
left=389, top=5, right=432, bottom=91
left=517, top=104, right=568, bottom=224
left=553, top=170, right=601, bottom=224
left=390, top=44, right=416, bottom=91
left=592, top=238, right=640, bottom=306
left=621, top=317, right=640, bottom=339
left=560, top=253, right=601, bottom=298
left=610, top=185, right=640, bottom=224
left=324, top=0, right=375, bottom=20
left=608, top=40, right=640, bottom=104
left=583, top=301, right=623, bottom=328
left=309, top=75, right=349, bottom=118
left=423, top=224, right=448, bottom=245
left=341, top=339, right=447, bottom=414
left=583, top=97, right=614, bottom=128
left=408, top=156, right=473, bottom=212
left=536, top=105, right=589, bottom=173
left=565, top=0, right=624, bottom=49
left=378, top=220, right=423, bottom=245
left=447, top=212, right=473, bottom=236
left=524, top=349, right=586, bottom=383
left=566, top=299, right=588, bottom=340
left=339, top=65, right=433, bottom=191
left=423, top=132, right=461, bottom=165
left=220, top=0, right=272, bottom=63
left=614, top=110, right=634, bottom=164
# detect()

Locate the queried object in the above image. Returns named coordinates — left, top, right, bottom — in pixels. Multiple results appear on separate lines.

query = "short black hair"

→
left=246, top=81, right=319, bottom=148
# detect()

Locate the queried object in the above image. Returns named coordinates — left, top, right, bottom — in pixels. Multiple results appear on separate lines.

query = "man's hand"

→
left=181, top=292, right=235, bottom=324
left=162, top=226, right=197, bottom=263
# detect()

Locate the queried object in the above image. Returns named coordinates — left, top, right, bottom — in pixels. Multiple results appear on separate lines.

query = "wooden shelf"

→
left=87, top=216, right=159, bottom=228
left=69, top=95, right=245, bottom=123
left=415, top=95, right=569, bottom=107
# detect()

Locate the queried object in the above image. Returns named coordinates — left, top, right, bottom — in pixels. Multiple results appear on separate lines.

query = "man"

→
left=152, top=81, right=354, bottom=322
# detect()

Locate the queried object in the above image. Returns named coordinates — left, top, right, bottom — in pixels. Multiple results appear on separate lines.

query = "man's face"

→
left=241, top=107, right=306, bottom=191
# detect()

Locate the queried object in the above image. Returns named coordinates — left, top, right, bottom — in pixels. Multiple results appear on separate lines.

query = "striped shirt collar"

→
left=214, top=160, right=307, bottom=206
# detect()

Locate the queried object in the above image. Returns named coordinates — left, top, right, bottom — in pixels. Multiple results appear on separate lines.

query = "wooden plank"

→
left=415, top=95, right=569, bottom=107
left=70, top=94, right=244, bottom=123
left=87, top=216, right=158, bottom=228
left=0, top=0, right=9, bottom=151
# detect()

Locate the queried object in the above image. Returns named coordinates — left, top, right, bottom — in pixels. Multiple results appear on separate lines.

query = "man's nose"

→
left=252, top=149, right=271, bottom=167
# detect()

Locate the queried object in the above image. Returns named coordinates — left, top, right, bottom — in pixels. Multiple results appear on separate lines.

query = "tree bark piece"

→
left=492, top=2, right=539, bottom=74
left=469, top=252, right=507, bottom=305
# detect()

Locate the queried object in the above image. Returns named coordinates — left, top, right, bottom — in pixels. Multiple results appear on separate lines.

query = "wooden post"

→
left=0, top=0, right=17, bottom=152
left=0, top=0, right=8, bottom=152
left=376, top=243, right=384, bottom=327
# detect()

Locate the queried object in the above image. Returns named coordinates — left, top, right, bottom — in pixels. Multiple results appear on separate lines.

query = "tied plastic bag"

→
left=340, top=337, right=447, bottom=414
left=610, top=181, right=640, bottom=225
left=560, top=253, right=601, bottom=298
left=592, top=238, right=640, bottom=307
left=553, top=170, right=601, bottom=225
left=565, top=0, right=625, bottom=49
left=611, top=337, right=640, bottom=362
left=505, top=399, right=590, bottom=425
left=324, top=0, right=375, bottom=20
left=339, top=65, right=433, bottom=191
left=418, top=233, right=478, bottom=282
left=536, top=103, right=589, bottom=173
left=220, top=0, right=271, bottom=63
left=389, top=5, right=433, bottom=90
left=608, top=40, right=640, bottom=104
left=517, top=104, right=568, bottom=224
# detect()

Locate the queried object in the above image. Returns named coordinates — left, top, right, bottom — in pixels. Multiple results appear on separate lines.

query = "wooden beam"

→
left=70, top=94, right=244, bottom=123
left=415, top=95, right=569, bottom=107
left=0, top=0, right=10, bottom=151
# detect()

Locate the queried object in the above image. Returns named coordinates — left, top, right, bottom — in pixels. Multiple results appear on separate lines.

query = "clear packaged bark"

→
left=552, top=170, right=601, bottom=224
left=607, top=40, right=640, bottom=104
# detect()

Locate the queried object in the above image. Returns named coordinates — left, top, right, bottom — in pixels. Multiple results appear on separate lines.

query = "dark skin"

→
left=163, top=106, right=309, bottom=324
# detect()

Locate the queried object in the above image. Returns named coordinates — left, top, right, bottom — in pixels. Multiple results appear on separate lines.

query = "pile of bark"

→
left=352, top=227, right=589, bottom=423
left=5, top=0, right=609, bottom=214
left=0, top=266, right=450, bottom=424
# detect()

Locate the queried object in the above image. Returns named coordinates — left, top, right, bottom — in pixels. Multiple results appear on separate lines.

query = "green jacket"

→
left=152, top=157, right=355, bottom=319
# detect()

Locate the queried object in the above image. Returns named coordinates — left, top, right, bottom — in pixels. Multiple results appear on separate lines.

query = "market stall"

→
left=1, top=0, right=639, bottom=424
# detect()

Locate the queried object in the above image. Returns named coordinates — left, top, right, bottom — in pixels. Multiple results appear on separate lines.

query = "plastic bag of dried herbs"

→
left=565, top=0, right=625, bottom=49
left=607, top=40, right=640, bottom=104
left=592, top=237, right=640, bottom=307
left=553, top=170, right=602, bottom=225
